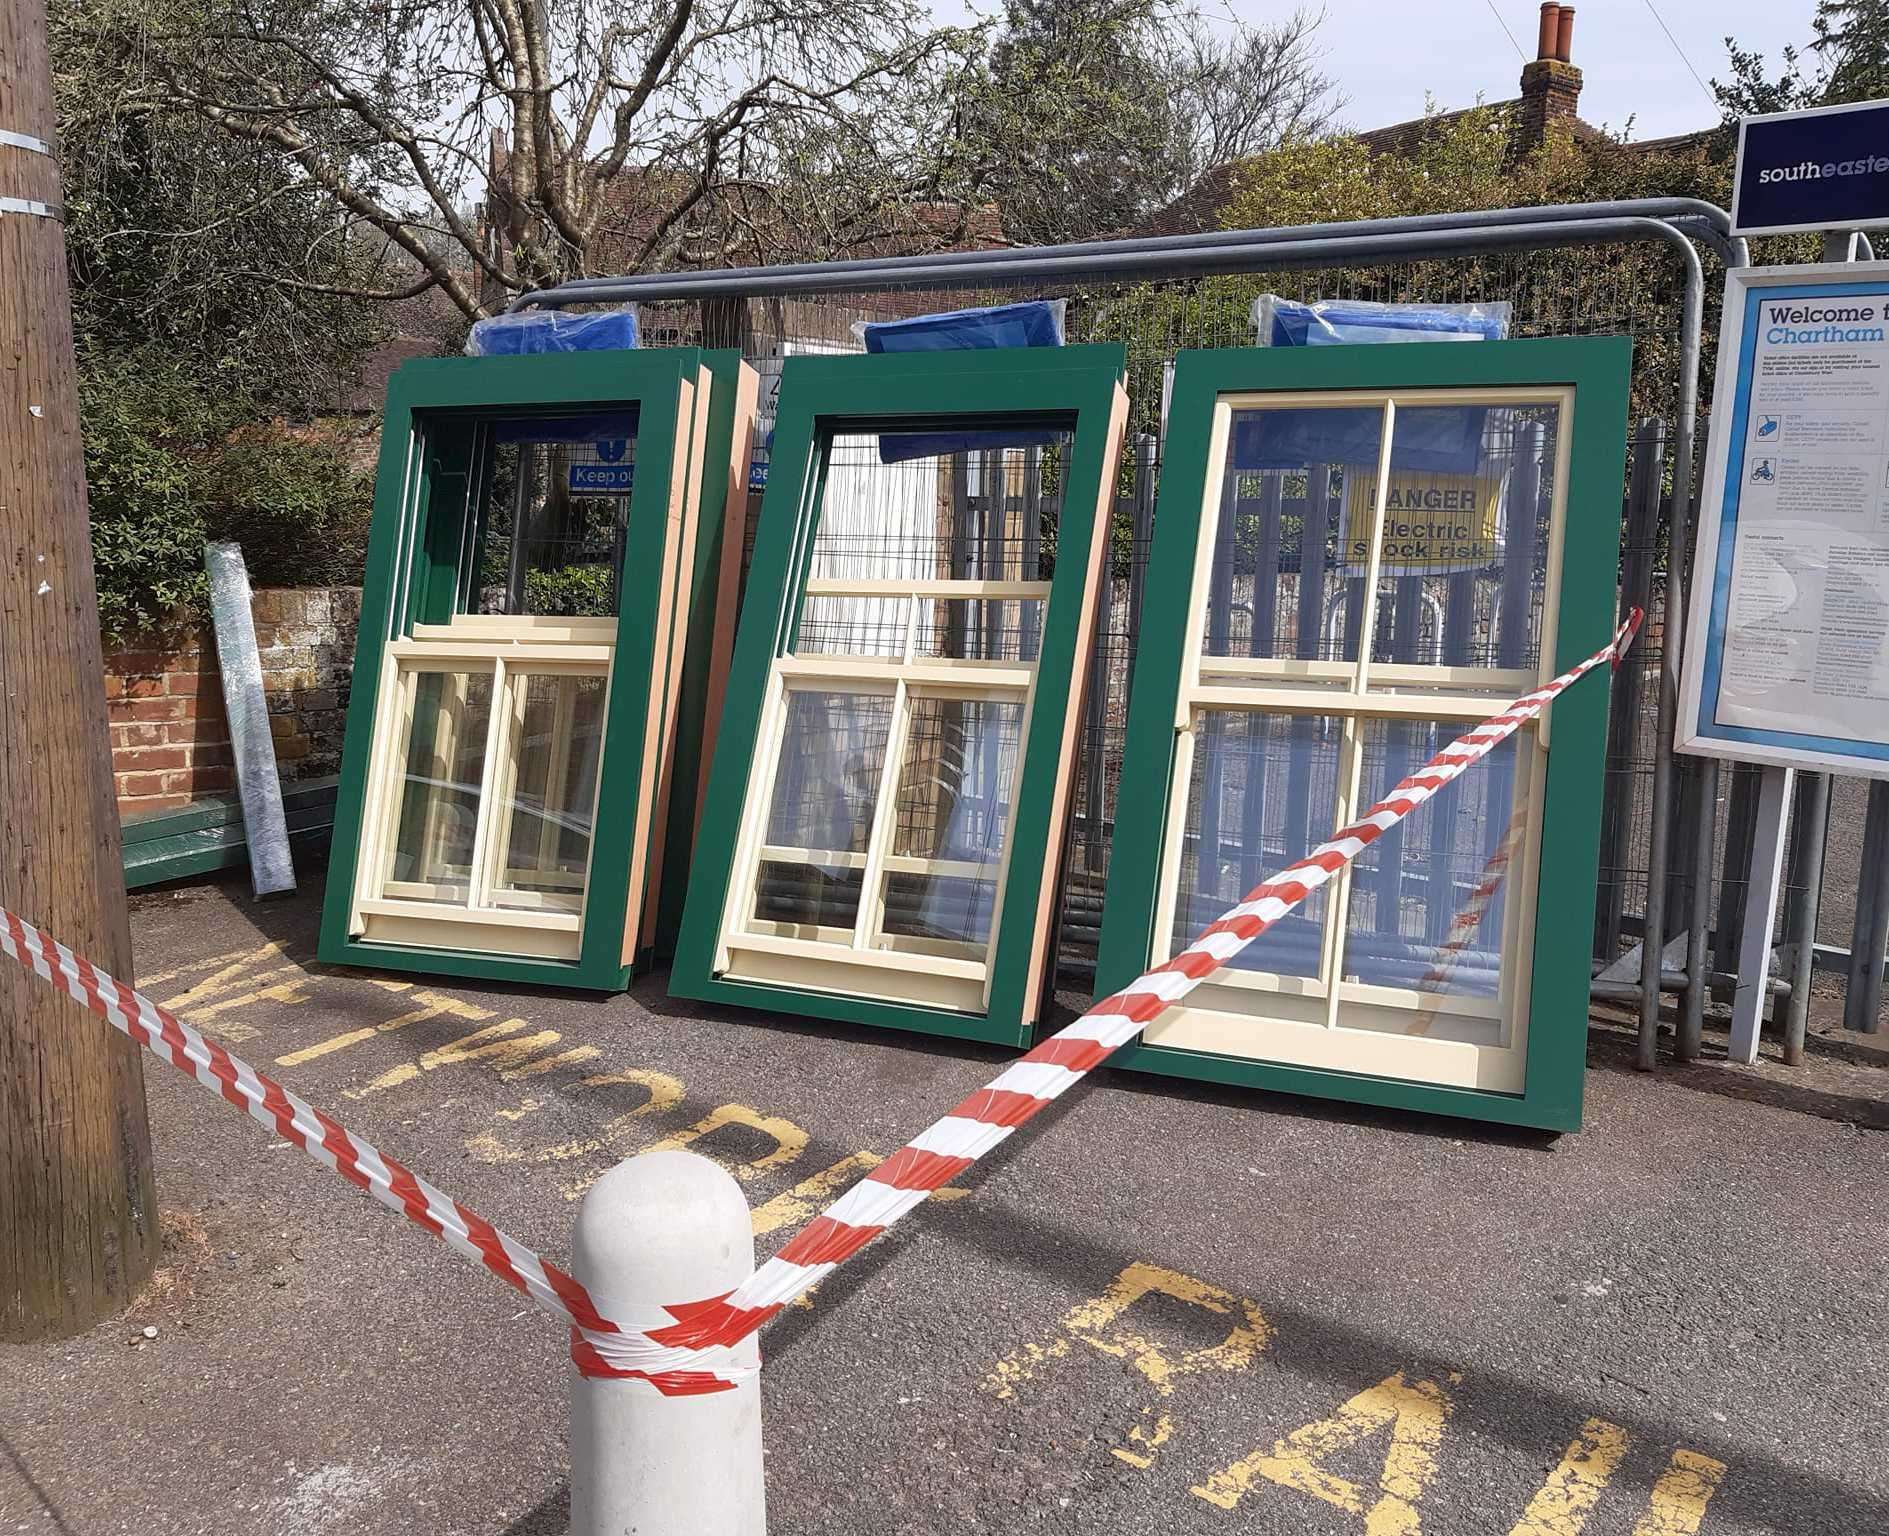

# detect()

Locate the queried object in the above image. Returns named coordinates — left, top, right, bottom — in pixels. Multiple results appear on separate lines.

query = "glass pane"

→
left=1366, top=401, right=1560, bottom=673
left=490, top=673, right=607, bottom=910
left=878, top=696, right=1025, bottom=950
left=761, top=690, right=895, bottom=854
left=1340, top=720, right=1529, bottom=1038
left=794, top=595, right=909, bottom=658
left=913, top=597, right=1045, bottom=661
left=1169, top=711, right=1341, bottom=978
left=479, top=410, right=639, bottom=617
left=803, top=432, right=1073, bottom=584
left=882, top=873, right=997, bottom=948
left=1204, top=405, right=1384, bottom=662
left=387, top=670, right=494, bottom=903
left=755, top=860, right=864, bottom=931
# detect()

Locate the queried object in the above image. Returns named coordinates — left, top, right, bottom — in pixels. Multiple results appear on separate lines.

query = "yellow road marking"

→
left=1113, top=1411, right=1175, bottom=1470
left=751, top=1152, right=882, bottom=1237
left=556, top=1102, right=811, bottom=1202
left=276, top=988, right=497, bottom=1067
left=500, top=1046, right=602, bottom=1081
left=1192, top=1369, right=1458, bottom=1535
left=155, top=943, right=285, bottom=1010
left=645, top=1104, right=809, bottom=1182
left=1630, top=1451, right=1728, bottom=1536
left=989, top=1261, right=1272, bottom=1402
left=184, top=967, right=313, bottom=1023
left=466, top=1070, right=687, bottom=1168
left=1508, top=1419, right=1631, bottom=1536
left=350, top=1018, right=560, bottom=1097
left=276, top=1028, right=378, bottom=1067
left=141, top=943, right=277, bottom=990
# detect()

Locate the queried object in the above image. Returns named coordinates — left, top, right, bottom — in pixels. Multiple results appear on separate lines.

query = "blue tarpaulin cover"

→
left=490, top=410, right=636, bottom=445
left=859, top=299, right=1065, bottom=353
left=858, top=299, right=1066, bottom=463
left=1231, top=403, right=1488, bottom=476
left=1253, top=295, right=1509, bottom=347
left=466, top=306, right=639, bottom=356
left=1240, top=296, right=1511, bottom=472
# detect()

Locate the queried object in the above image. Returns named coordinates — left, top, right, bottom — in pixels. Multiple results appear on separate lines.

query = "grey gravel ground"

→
left=3, top=873, right=1886, bottom=1535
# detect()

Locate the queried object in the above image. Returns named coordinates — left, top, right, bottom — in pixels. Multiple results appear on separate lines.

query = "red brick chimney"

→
left=1517, top=3, right=1584, bottom=151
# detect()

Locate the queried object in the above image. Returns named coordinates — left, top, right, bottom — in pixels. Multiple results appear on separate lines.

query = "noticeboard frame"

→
left=1676, top=261, right=1889, bottom=780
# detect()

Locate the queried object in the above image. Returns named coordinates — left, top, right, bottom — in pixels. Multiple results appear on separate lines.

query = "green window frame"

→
left=1095, top=338, right=1632, bottom=1131
left=319, top=347, right=746, bottom=991
left=671, top=344, right=1129, bottom=1047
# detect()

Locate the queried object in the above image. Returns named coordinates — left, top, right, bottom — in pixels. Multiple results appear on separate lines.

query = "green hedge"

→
left=80, top=342, right=372, bottom=643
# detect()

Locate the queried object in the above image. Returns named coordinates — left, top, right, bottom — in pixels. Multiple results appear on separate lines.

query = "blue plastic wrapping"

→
left=491, top=410, right=636, bottom=445
left=1241, top=296, right=1510, bottom=475
left=858, top=298, right=1066, bottom=353
left=1232, top=403, right=1486, bottom=476
left=1251, top=295, right=1510, bottom=346
left=466, top=305, right=639, bottom=356
left=856, top=299, right=1067, bottom=463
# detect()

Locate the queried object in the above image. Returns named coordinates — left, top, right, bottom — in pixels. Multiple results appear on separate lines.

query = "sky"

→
left=1242, top=0, right=1822, bottom=141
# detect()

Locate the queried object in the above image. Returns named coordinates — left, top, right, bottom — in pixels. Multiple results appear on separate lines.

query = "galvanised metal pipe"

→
left=1638, top=222, right=1710, bottom=1068
left=510, top=216, right=1704, bottom=309
left=512, top=197, right=1739, bottom=310
left=1679, top=756, right=1718, bottom=1062
left=1783, top=770, right=1830, bottom=1065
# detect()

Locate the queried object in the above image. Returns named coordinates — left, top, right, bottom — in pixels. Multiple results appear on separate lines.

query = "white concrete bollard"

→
left=569, top=1149, right=766, bottom=1536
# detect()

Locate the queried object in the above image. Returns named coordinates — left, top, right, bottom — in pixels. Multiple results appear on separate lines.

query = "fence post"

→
left=570, top=1150, right=766, bottom=1536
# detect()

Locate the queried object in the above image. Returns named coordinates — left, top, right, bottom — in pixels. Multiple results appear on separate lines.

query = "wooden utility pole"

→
left=0, top=0, right=158, bottom=1338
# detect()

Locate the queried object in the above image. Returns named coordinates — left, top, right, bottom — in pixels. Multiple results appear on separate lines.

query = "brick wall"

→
left=106, top=587, right=362, bottom=817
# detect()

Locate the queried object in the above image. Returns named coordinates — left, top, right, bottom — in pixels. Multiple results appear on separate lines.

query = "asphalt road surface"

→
left=4, top=874, right=1887, bottom=1535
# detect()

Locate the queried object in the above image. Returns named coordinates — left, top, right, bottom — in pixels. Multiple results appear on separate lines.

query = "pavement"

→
left=4, top=872, right=1888, bottom=1536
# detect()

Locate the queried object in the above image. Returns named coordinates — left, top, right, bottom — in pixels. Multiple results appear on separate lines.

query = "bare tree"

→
left=970, top=0, right=1336, bottom=247
left=76, top=0, right=983, bottom=317
left=1168, top=8, right=1339, bottom=191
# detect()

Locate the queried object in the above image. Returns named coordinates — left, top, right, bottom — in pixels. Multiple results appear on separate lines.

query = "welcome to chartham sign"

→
left=1732, top=99, right=1889, bottom=236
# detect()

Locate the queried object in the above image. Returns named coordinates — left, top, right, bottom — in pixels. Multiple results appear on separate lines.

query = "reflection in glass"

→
left=762, top=690, right=894, bottom=853
left=913, top=598, right=1045, bottom=662
left=388, top=670, right=494, bottom=901
left=1170, top=710, right=1340, bottom=977
left=880, top=696, right=1024, bottom=949
left=795, top=595, right=909, bottom=657
left=479, top=410, right=639, bottom=617
left=890, top=697, right=1022, bottom=864
left=755, top=860, right=865, bottom=931
left=882, top=873, right=997, bottom=948
left=492, top=673, right=606, bottom=909
left=1342, top=720, right=1524, bottom=1030
left=1366, top=402, right=1559, bottom=673
left=804, top=433, right=1072, bottom=584
left=1203, top=407, right=1384, bottom=662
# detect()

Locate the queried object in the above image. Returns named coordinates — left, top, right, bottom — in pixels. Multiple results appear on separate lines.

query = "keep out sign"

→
left=1343, top=470, right=1506, bottom=571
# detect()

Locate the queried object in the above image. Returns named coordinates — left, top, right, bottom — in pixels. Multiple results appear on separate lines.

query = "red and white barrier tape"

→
left=647, top=609, right=1645, bottom=1356
left=1406, top=798, right=1528, bottom=1038
left=0, top=610, right=1638, bottom=1392
left=0, top=910, right=748, bottom=1396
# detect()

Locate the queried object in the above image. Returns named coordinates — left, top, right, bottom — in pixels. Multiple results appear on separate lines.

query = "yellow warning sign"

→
left=1343, top=472, right=1505, bottom=569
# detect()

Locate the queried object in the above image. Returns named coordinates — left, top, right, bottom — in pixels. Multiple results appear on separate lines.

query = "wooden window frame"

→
left=347, top=626, right=612, bottom=962
left=1096, top=339, right=1633, bottom=1132
left=672, top=344, right=1129, bottom=1047
left=320, top=347, right=756, bottom=990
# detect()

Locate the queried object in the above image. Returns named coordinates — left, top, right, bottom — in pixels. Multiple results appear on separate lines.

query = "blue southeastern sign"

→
left=1732, top=99, right=1889, bottom=236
